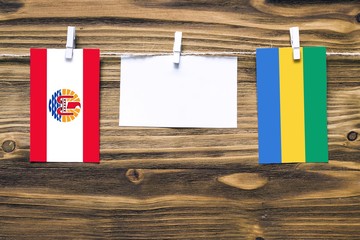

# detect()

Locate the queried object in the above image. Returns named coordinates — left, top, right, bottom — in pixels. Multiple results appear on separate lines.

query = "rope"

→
left=0, top=51, right=359, bottom=58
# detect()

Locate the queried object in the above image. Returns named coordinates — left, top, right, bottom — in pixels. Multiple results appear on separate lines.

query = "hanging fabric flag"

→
left=30, top=49, right=100, bottom=163
left=256, top=47, right=328, bottom=164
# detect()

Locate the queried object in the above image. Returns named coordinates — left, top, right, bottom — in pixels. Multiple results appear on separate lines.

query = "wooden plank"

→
left=0, top=0, right=359, bottom=239
left=0, top=1, right=358, bottom=54
left=0, top=165, right=359, bottom=239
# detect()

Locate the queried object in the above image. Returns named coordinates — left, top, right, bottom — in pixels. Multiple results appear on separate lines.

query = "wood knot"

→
left=218, top=173, right=268, bottom=190
left=356, top=13, right=360, bottom=23
left=125, top=169, right=144, bottom=185
left=2, top=140, right=16, bottom=153
left=347, top=131, right=358, bottom=141
left=256, top=237, right=265, bottom=240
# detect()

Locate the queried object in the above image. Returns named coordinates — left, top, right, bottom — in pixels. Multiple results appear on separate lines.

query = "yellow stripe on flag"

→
left=279, top=47, right=306, bottom=163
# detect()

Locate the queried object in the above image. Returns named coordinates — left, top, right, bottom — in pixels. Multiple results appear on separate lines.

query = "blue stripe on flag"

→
left=256, top=48, right=282, bottom=164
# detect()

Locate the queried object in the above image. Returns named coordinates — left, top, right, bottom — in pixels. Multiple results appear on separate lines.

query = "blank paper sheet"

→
left=119, top=55, right=237, bottom=128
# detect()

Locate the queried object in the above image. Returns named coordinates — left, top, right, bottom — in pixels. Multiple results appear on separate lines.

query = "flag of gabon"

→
left=256, top=47, right=328, bottom=164
left=30, top=49, right=100, bottom=163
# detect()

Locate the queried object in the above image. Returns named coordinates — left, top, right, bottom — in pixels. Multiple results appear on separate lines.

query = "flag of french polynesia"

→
left=30, top=49, right=100, bottom=163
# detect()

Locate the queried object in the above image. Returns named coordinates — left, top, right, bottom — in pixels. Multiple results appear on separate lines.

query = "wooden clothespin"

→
left=290, top=27, right=300, bottom=60
left=173, top=31, right=182, bottom=64
left=65, top=26, right=76, bottom=60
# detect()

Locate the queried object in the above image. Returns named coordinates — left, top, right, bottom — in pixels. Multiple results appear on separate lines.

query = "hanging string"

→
left=0, top=51, right=359, bottom=58
left=104, top=51, right=257, bottom=57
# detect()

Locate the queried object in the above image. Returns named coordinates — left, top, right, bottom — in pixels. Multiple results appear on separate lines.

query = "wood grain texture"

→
left=0, top=0, right=359, bottom=239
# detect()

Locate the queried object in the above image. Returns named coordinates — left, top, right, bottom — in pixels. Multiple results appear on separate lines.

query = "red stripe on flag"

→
left=30, top=49, right=47, bottom=162
left=83, top=49, right=100, bottom=163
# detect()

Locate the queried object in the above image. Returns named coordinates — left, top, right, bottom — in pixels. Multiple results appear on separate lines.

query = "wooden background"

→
left=0, top=0, right=360, bottom=239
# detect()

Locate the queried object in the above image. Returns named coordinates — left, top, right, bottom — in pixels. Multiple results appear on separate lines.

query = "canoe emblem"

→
left=48, top=89, right=81, bottom=122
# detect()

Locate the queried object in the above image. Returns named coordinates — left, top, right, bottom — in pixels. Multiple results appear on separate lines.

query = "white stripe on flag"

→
left=46, top=49, right=83, bottom=162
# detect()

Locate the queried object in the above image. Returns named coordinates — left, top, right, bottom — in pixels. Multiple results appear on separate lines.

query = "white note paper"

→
left=119, top=55, right=237, bottom=128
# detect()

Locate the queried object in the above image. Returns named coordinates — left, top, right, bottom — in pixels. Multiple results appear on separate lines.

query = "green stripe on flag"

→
left=303, top=47, right=328, bottom=163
